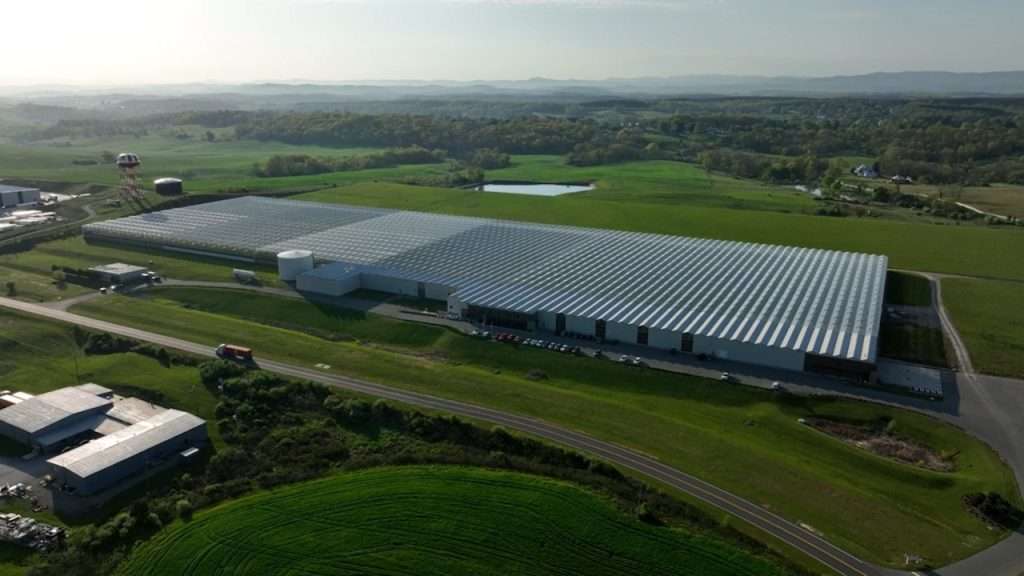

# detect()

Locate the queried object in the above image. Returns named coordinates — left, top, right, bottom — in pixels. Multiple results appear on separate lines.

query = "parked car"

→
left=719, top=372, right=735, bottom=382
left=770, top=381, right=783, bottom=391
left=99, top=287, right=107, bottom=294
left=593, top=349, right=606, bottom=359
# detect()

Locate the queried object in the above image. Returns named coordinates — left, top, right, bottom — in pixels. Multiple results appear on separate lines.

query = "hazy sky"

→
left=2, top=0, right=1021, bottom=84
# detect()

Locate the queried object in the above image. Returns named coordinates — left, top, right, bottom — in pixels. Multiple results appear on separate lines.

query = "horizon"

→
left=2, top=0, right=1023, bottom=85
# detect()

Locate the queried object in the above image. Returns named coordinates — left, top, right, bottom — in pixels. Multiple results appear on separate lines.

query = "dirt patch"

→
left=804, top=417, right=956, bottom=472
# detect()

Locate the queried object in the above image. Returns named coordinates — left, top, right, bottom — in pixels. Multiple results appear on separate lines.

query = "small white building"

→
left=852, top=164, right=879, bottom=178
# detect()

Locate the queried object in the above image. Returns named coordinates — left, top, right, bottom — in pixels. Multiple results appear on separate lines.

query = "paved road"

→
left=0, top=295, right=879, bottom=576
left=6, top=279, right=1024, bottom=576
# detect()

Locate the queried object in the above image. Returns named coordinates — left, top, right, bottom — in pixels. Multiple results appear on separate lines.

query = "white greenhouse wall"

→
left=648, top=329, right=679, bottom=351
left=693, top=336, right=805, bottom=371
left=604, top=322, right=636, bottom=345
left=565, top=315, right=594, bottom=336
left=361, top=273, right=418, bottom=296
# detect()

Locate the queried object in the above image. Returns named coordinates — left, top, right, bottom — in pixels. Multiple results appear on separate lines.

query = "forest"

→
left=13, top=97, right=1024, bottom=185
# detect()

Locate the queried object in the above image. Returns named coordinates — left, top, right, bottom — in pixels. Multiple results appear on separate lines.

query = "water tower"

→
left=115, top=153, right=142, bottom=200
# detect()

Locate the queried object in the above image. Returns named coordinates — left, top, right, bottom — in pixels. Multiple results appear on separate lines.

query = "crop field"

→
left=70, top=288, right=1021, bottom=567
left=941, top=277, right=1024, bottom=378
left=117, top=466, right=788, bottom=576
left=296, top=181, right=1024, bottom=282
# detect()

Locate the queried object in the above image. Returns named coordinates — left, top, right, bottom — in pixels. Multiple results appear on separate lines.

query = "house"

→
left=852, top=164, right=879, bottom=178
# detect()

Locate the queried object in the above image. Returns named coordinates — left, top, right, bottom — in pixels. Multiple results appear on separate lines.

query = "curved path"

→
left=0, top=296, right=878, bottom=576
left=3, top=292, right=1023, bottom=576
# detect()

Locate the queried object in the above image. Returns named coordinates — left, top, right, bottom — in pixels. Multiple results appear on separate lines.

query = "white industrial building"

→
left=0, top=387, right=112, bottom=450
left=0, top=385, right=207, bottom=496
left=48, top=409, right=206, bottom=496
left=84, top=196, right=889, bottom=376
left=0, top=185, right=41, bottom=209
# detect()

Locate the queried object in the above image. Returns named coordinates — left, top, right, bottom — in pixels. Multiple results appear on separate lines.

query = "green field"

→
left=69, top=288, right=1020, bottom=567
left=295, top=181, right=1024, bottom=282
left=0, top=133, right=382, bottom=190
left=489, top=155, right=815, bottom=212
left=942, top=277, right=1024, bottom=378
left=139, top=287, right=444, bottom=349
left=117, top=466, right=787, bottom=576
left=0, top=236, right=280, bottom=289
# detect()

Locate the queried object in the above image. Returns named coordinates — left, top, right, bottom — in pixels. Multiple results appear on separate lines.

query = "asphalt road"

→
left=0, top=296, right=879, bottom=576
left=5, top=288, right=1024, bottom=576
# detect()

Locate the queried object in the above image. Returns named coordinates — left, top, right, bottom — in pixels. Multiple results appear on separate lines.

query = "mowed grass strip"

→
left=143, top=287, right=445, bottom=349
left=942, top=277, right=1024, bottom=378
left=71, top=290, right=1021, bottom=567
left=117, top=466, right=788, bottom=576
left=295, top=180, right=1024, bottom=282
left=0, top=236, right=280, bottom=289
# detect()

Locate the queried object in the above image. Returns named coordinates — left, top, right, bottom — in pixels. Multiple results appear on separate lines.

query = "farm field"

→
left=69, top=288, right=1021, bottom=568
left=295, top=181, right=1024, bottom=282
left=941, top=277, right=1024, bottom=378
left=0, top=133, right=383, bottom=190
left=117, top=466, right=787, bottom=576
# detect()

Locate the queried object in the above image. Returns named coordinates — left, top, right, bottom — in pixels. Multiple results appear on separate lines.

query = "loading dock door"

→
left=555, top=314, right=566, bottom=335
left=417, top=282, right=426, bottom=299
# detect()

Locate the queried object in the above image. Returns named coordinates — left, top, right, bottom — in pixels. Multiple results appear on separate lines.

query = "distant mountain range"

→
left=3, top=71, right=1024, bottom=105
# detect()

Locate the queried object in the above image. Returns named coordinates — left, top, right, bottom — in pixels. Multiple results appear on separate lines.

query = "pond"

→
left=475, top=182, right=594, bottom=197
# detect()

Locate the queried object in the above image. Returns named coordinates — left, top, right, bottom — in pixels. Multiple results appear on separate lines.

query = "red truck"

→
left=215, top=344, right=254, bottom=362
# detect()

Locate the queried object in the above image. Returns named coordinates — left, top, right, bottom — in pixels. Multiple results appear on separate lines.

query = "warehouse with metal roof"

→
left=47, top=409, right=207, bottom=496
left=84, top=196, right=889, bottom=375
left=0, top=388, right=112, bottom=449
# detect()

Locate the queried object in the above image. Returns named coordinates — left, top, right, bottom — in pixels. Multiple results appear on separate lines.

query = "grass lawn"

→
left=885, top=271, right=933, bottom=306
left=0, top=310, right=223, bottom=449
left=0, top=134, right=383, bottom=191
left=69, top=289, right=1021, bottom=568
left=116, top=466, right=788, bottom=576
left=0, top=236, right=280, bottom=293
left=942, top=277, right=1024, bottom=378
left=488, top=155, right=815, bottom=213
left=295, top=181, right=1024, bottom=282
left=0, top=266, right=90, bottom=303
left=143, top=287, right=445, bottom=349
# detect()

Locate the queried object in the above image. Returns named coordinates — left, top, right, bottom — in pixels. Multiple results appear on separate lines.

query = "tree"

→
left=4, top=282, right=15, bottom=297
left=204, top=130, right=216, bottom=142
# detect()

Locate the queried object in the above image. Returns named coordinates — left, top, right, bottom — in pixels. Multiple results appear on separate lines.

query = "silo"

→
left=277, top=250, right=314, bottom=281
left=153, top=178, right=184, bottom=195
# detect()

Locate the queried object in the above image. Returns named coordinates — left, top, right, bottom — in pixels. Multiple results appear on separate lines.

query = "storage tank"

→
left=277, top=250, right=314, bottom=281
left=153, top=177, right=184, bottom=196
